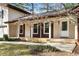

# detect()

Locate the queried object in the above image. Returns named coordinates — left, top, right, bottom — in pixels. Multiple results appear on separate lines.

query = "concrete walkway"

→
left=0, top=41, right=76, bottom=53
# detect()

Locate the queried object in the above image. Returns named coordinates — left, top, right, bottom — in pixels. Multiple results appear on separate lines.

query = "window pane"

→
left=0, top=10, right=4, bottom=18
left=45, top=22, right=49, bottom=33
left=62, top=22, right=67, bottom=31
left=33, top=24, right=38, bottom=33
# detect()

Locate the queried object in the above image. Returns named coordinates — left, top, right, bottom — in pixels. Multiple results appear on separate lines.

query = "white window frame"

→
left=60, top=19, right=69, bottom=37
left=44, top=22, right=49, bottom=34
left=33, top=23, right=38, bottom=34
left=19, top=24, right=24, bottom=34
left=62, top=21, right=67, bottom=31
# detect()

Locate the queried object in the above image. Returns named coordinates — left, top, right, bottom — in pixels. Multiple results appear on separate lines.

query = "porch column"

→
left=40, top=23, right=42, bottom=38
left=75, top=24, right=78, bottom=40
left=49, top=22, right=51, bottom=39
left=17, top=21, right=19, bottom=38
left=31, top=25, right=33, bottom=38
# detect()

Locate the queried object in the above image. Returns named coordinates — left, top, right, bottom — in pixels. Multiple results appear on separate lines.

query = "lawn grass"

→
left=0, top=43, right=78, bottom=56
left=0, top=38, right=3, bottom=41
left=0, top=44, right=31, bottom=56
left=0, top=43, right=61, bottom=56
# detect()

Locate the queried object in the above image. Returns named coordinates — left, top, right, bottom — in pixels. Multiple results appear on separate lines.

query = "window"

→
left=62, top=21, right=67, bottom=31
left=0, top=9, right=4, bottom=18
left=19, top=24, right=24, bottom=34
left=0, top=25, right=7, bottom=28
left=44, top=22, right=49, bottom=34
left=19, top=24, right=25, bottom=37
left=33, top=24, right=38, bottom=34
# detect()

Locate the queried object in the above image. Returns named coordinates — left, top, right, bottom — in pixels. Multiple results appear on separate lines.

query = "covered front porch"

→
left=7, top=10, right=78, bottom=43
left=17, top=15, right=77, bottom=40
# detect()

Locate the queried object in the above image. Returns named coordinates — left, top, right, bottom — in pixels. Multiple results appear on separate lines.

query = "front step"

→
left=48, top=39, right=77, bottom=53
left=49, top=43, right=76, bottom=53
left=50, top=39, right=77, bottom=44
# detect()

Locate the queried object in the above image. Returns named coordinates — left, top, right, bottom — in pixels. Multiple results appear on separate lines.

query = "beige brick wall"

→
left=9, top=23, right=18, bottom=37
left=53, top=21, right=60, bottom=38
left=69, top=21, right=75, bottom=39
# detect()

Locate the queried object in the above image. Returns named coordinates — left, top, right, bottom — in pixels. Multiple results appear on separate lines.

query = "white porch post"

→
left=31, top=25, right=33, bottom=38
left=40, top=23, right=41, bottom=38
left=75, top=24, right=78, bottom=40
left=49, top=22, right=51, bottom=39
left=17, top=21, right=19, bottom=38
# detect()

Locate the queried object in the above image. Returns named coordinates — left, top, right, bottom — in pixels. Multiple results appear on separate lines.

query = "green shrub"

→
left=0, top=38, right=3, bottom=41
left=28, top=45, right=61, bottom=54
left=31, top=38, right=48, bottom=43
left=3, top=34, right=8, bottom=41
left=3, top=34, right=21, bottom=41
left=8, top=38, right=21, bottom=41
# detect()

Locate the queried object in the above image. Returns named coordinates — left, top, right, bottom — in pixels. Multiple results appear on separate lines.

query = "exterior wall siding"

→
left=8, top=8, right=26, bottom=21
left=0, top=4, right=9, bottom=37
left=0, top=4, right=28, bottom=37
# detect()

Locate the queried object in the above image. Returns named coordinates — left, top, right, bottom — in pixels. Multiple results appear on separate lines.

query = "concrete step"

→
left=49, top=43, right=76, bottom=53
left=50, top=39, right=77, bottom=44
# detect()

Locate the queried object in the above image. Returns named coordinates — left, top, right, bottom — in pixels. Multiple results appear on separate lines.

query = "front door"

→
left=60, top=21, right=69, bottom=37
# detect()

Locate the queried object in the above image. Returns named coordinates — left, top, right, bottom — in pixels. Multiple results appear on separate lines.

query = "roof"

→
left=70, top=5, right=79, bottom=14
left=5, top=5, right=79, bottom=23
left=4, top=20, right=18, bottom=23
left=7, top=4, right=31, bottom=14
left=4, top=9, right=70, bottom=23
left=18, top=9, right=70, bottom=20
